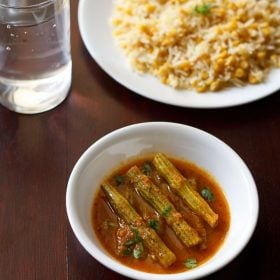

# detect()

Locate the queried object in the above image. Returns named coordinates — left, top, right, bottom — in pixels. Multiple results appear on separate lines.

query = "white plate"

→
left=78, top=0, right=280, bottom=108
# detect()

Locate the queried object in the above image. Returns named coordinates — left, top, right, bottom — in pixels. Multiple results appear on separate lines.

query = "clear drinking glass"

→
left=0, top=0, right=72, bottom=114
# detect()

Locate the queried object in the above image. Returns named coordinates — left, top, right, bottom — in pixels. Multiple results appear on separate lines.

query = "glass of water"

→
left=0, top=0, right=72, bottom=114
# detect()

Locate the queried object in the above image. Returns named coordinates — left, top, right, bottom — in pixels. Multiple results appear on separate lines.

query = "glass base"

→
left=0, top=62, right=72, bottom=114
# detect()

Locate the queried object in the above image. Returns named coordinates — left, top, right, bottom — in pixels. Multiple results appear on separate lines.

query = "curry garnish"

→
left=162, top=205, right=172, bottom=217
left=114, top=174, right=125, bottom=186
left=184, top=257, right=198, bottom=269
left=141, top=162, right=152, bottom=175
left=201, top=187, right=214, bottom=202
left=148, top=219, right=160, bottom=232
left=133, top=242, right=144, bottom=259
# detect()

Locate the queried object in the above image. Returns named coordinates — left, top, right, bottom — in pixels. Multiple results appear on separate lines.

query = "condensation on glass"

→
left=0, top=0, right=72, bottom=114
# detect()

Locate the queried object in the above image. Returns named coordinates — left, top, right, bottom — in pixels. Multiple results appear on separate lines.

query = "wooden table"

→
left=1, top=1, right=279, bottom=279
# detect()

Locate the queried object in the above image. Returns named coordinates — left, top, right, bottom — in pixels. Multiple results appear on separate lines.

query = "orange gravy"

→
left=92, top=155, right=230, bottom=274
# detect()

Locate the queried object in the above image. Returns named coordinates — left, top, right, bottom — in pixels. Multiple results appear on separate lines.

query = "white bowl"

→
left=66, top=122, right=259, bottom=280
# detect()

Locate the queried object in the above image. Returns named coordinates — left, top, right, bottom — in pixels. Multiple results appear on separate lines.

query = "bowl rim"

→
left=66, top=121, right=259, bottom=280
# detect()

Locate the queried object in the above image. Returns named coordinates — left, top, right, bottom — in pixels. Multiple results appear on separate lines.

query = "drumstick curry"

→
left=92, top=153, right=230, bottom=273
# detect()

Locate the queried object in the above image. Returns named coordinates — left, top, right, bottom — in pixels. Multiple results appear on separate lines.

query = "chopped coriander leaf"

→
left=162, top=205, right=172, bottom=217
left=141, top=162, right=152, bottom=175
left=194, top=3, right=211, bottom=15
left=135, top=233, right=142, bottom=243
left=148, top=219, right=160, bottom=231
left=122, top=247, right=132, bottom=256
left=124, top=239, right=136, bottom=247
left=114, top=174, right=125, bottom=186
left=184, top=257, right=198, bottom=269
left=201, top=187, right=214, bottom=202
left=131, top=227, right=143, bottom=243
left=133, top=242, right=144, bottom=259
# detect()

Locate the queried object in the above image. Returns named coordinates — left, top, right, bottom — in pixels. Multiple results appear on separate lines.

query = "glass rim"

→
left=0, top=0, right=55, bottom=9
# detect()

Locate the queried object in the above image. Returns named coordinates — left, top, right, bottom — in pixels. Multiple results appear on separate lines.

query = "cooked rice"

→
left=111, top=0, right=280, bottom=92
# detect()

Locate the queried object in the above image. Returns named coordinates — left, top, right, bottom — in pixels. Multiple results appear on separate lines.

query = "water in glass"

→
left=0, top=0, right=71, bottom=113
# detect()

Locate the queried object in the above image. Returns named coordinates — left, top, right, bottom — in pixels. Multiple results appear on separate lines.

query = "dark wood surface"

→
left=1, top=1, right=280, bottom=279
